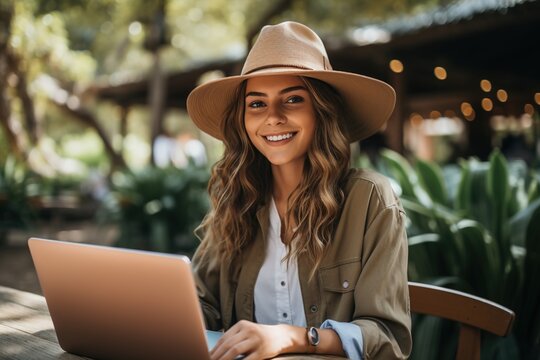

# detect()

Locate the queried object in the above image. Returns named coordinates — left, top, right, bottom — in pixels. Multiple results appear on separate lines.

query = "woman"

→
left=187, top=21, right=411, bottom=360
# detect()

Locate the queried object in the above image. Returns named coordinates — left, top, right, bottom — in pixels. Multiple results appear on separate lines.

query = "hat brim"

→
left=186, top=68, right=396, bottom=143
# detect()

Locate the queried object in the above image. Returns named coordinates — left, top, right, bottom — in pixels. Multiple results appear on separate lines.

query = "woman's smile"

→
left=262, top=131, right=298, bottom=145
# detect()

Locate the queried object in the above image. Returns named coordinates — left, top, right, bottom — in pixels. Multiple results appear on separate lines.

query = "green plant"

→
left=374, top=149, right=540, bottom=360
left=0, top=157, right=36, bottom=244
left=101, top=165, right=210, bottom=255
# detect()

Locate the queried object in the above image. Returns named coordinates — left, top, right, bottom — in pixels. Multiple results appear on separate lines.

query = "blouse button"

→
left=310, top=305, right=318, bottom=313
left=342, top=280, right=350, bottom=289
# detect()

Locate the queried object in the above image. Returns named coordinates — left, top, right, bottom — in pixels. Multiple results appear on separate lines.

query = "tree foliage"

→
left=1, top=0, right=450, bottom=172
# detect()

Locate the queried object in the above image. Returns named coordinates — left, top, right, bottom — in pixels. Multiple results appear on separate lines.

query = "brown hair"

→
left=195, top=77, right=351, bottom=277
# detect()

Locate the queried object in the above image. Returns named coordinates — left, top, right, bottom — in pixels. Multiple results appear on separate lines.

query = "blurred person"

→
left=187, top=22, right=411, bottom=360
left=153, top=130, right=178, bottom=168
left=173, top=133, right=207, bottom=167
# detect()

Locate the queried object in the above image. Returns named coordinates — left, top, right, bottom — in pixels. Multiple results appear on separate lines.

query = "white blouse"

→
left=253, top=198, right=307, bottom=327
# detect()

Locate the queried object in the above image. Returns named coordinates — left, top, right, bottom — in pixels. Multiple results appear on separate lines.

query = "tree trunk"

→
left=0, top=1, right=25, bottom=160
left=7, top=52, right=40, bottom=145
left=148, top=50, right=165, bottom=166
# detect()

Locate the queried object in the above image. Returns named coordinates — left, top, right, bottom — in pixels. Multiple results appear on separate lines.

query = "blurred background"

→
left=0, top=0, right=539, bottom=358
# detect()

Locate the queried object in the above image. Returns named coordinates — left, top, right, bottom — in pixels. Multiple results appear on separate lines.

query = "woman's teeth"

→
left=265, top=133, right=294, bottom=142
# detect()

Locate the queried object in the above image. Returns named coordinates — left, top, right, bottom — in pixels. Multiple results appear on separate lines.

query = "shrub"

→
left=102, top=165, right=209, bottom=255
left=375, top=149, right=540, bottom=360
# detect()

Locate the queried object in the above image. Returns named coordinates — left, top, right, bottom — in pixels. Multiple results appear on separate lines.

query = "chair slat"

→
left=456, top=325, right=481, bottom=360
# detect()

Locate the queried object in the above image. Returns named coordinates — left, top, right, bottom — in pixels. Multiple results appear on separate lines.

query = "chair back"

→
left=408, top=282, right=515, bottom=360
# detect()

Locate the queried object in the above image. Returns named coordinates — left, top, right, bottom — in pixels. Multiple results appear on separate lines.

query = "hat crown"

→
left=242, top=21, right=332, bottom=75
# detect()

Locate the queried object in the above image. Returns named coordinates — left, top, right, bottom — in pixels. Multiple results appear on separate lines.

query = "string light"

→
left=524, top=104, right=535, bottom=115
left=410, top=113, right=423, bottom=127
left=444, top=110, right=456, bottom=118
left=461, top=102, right=474, bottom=117
left=481, top=98, right=493, bottom=111
left=402, top=62, right=540, bottom=128
left=434, top=66, right=447, bottom=80
left=389, top=59, right=404, bottom=73
left=496, top=89, right=508, bottom=102
left=430, top=110, right=442, bottom=119
left=480, top=79, right=492, bottom=92
left=465, top=110, right=476, bottom=121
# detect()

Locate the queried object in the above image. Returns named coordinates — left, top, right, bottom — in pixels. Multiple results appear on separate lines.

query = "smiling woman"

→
left=186, top=21, right=411, bottom=360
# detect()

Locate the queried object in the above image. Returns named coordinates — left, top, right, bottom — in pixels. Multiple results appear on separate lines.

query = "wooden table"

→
left=0, top=286, right=345, bottom=360
left=0, top=285, right=88, bottom=359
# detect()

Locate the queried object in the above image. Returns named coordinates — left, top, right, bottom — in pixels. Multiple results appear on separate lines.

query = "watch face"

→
left=308, top=327, right=320, bottom=346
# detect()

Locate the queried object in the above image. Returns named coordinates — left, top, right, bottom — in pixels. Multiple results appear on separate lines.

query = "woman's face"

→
left=244, top=75, right=316, bottom=170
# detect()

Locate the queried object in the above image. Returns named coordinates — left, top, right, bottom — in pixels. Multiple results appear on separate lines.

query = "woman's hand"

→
left=209, top=320, right=294, bottom=360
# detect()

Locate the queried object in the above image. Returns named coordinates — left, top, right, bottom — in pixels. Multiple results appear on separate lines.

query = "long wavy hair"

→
left=196, top=76, right=351, bottom=277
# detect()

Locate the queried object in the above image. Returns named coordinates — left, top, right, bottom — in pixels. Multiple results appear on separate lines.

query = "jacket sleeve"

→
left=352, top=203, right=412, bottom=359
left=191, top=240, right=223, bottom=330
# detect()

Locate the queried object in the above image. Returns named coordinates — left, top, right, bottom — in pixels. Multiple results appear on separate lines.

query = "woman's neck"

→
left=271, top=162, right=303, bottom=243
left=271, top=162, right=303, bottom=204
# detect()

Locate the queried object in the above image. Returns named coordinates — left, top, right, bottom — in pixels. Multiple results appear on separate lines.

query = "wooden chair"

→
left=408, top=282, right=515, bottom=360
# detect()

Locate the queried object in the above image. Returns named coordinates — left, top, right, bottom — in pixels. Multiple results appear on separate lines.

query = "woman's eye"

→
left=286, top=95, right=304, bottom=104
left=248, top=100, right=265, bottom=108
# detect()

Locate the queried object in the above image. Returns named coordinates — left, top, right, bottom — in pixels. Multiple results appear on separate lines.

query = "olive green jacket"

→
left=192, top=169, right=412, bottom=359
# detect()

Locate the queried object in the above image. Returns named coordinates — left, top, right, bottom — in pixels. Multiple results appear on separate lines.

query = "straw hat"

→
left=187, top=21, right=395, bottom=143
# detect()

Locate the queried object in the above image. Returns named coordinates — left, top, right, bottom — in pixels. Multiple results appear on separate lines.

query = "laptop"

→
left=28, top=237, right=224, bottom=360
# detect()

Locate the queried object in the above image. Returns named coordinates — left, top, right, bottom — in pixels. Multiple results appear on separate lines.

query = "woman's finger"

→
left=211, top=328, right=252, bottom=360
left=210, top=323, right=244, bottom=357
left=218, top=337, right=255, bottom=360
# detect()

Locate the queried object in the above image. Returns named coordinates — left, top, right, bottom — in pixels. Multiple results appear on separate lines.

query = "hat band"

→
left=243, top=64, right=314, bottom=75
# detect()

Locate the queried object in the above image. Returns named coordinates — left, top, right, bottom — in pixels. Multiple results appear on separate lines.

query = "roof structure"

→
left=89, top=0, right=540, bottom=155
left=384, top=0, right=533, bottom=35
left=331, top=0, right=539, bottom=100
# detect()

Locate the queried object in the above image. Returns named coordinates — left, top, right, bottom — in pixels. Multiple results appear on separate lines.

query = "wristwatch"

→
left=306, top=326, right=320, bottom=347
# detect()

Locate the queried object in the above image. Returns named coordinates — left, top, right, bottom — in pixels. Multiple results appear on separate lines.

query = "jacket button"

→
left=342, top=280, right=350, bottom=289
left=310, top=305, right=318, bottom=313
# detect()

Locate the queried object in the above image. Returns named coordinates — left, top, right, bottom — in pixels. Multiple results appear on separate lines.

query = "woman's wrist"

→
left=275, top=324, right=312, bottom=354
left=274, top=324, right=345, bottom=356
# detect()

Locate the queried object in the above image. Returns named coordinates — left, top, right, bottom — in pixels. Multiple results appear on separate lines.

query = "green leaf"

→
left=467, top=160, right=492, bottom=228
left=482, top=334, right=520, bottom=360
left=415, top=159, right=448, bottom=206
left=487, top=149, right=510, bottom=204
left=455, top=160, right=471, bottom=213
left=379, top=149, right=416, bottom=197
left=410, top=316, right=443, bottom=360
left=518, top=204, right=540, bottom=344
left=408, top=236, right=441, bottom=281
left=509, top=198, right=540, bottom=247
left=487, top=149, right=510, bottom=246
left=401, top=198, right=435, bottom=218
left=527, top=175, right=540, bottom=203
left=453, top=220, right=499, bottom=299
left=379, top=149, right=434, bottom=208
left=409, top=233, right=439, bottom=247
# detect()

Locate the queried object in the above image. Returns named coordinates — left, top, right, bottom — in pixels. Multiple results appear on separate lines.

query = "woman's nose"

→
left=265, top=104, right=286, bottom=126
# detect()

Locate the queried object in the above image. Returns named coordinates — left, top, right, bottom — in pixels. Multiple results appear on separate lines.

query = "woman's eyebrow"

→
left=245, top=86, right=307, bottom=98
